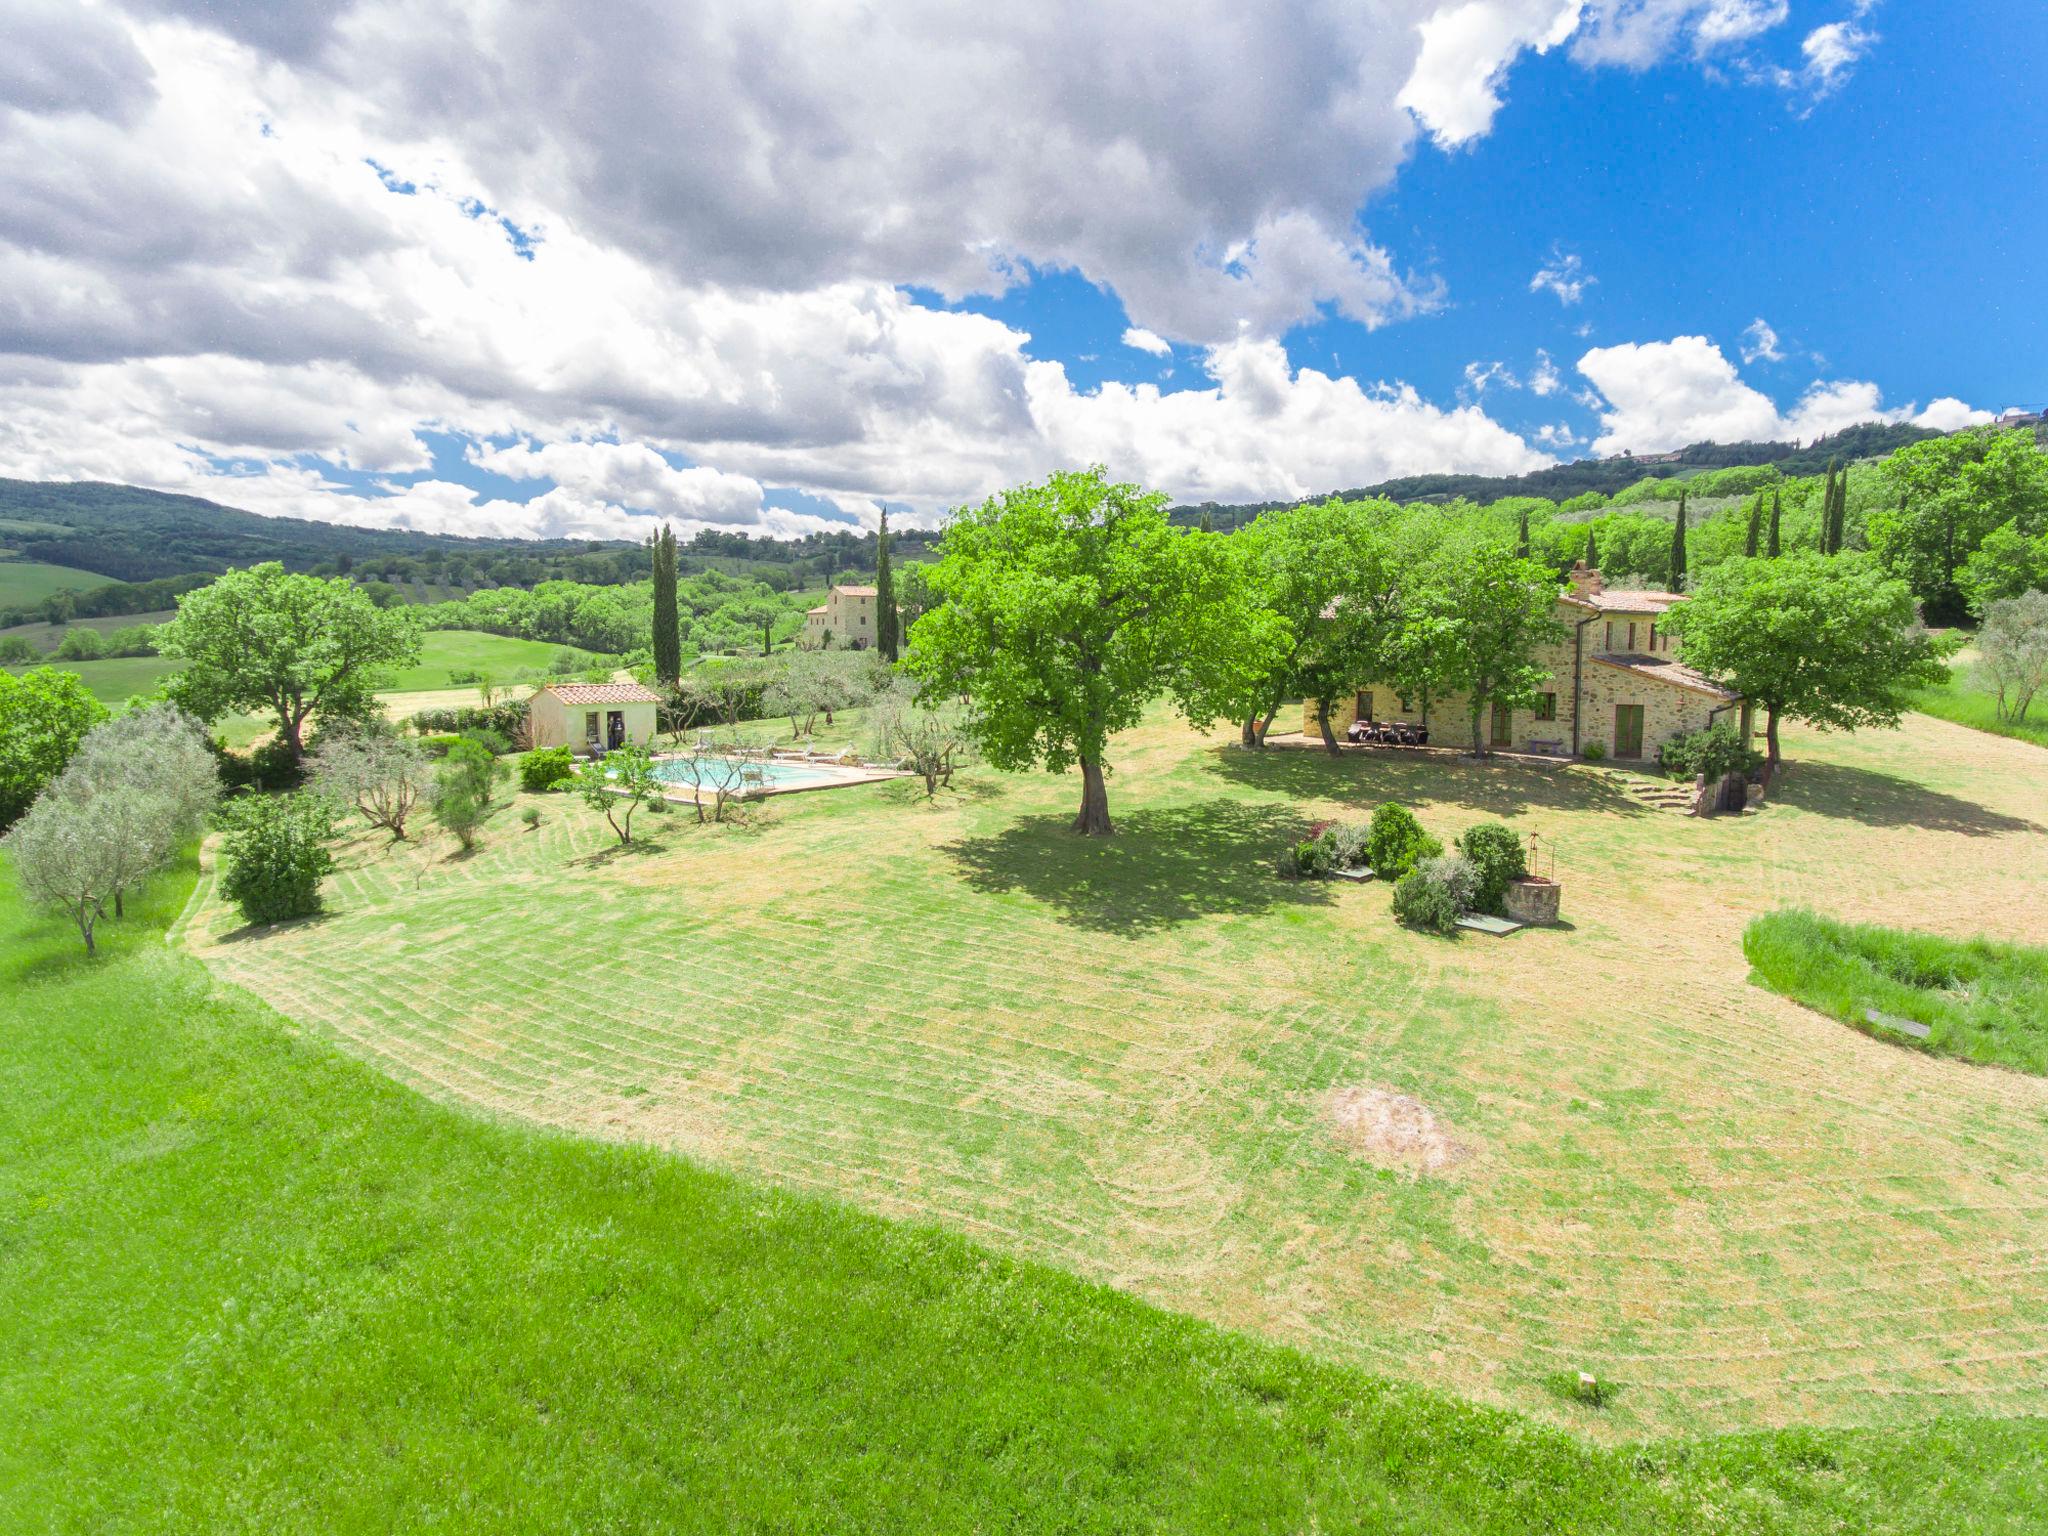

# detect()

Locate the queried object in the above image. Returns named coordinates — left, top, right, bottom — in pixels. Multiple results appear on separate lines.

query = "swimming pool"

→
left=650, top=755, right=849, bottom=793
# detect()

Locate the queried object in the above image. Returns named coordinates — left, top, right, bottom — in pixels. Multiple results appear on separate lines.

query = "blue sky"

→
left=0, top=1, right=2040, bottom=538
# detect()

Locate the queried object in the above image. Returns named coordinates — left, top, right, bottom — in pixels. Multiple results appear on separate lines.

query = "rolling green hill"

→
left=0, top=559, right=112, bottom=609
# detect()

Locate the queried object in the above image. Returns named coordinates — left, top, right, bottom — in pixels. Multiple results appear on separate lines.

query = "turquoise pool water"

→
left=651, top=755, right=845, bottom=791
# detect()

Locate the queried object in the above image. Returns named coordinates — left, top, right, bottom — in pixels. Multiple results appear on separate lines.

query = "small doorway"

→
left=606, top=710, right=626, bottom=749
left=1490, top=700, right=1513, bottom=748
left=1614, top=704, right=1645, bottom=760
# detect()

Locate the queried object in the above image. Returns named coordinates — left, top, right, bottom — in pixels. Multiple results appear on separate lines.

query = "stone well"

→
left=1503, top=876, right=1561, bottom=926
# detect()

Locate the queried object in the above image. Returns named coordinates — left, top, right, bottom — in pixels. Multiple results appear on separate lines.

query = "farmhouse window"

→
left=583, top=711, right=600, bottom=744
left=1356, top=690, right=1373, bottom=719
left=1534, top=692, right=1557, bottom=722
left=1627, top=621, right=1638, bottom=651
left=1605, top=620, right=1615, bottom=650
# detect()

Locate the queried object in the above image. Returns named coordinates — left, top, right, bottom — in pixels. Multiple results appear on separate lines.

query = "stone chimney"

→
left=1568, top=561, right=1604, bottom=597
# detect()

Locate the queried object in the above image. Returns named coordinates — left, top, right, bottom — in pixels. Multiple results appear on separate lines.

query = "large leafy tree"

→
left=158, top=564, right=421, bottom=758
left=1227, top=497, right=1403, bottom=753
left=1958, top=520, right=2048, bottom=615
left=1415, top=536, right=1563, bottom=757
left=907, top=467, right=1269, bottom=835
left=1665, top=552, right=1953, bottom=782
left=0, top=666, right=107, bottom=828
left=1872, top=427, right=2048, bottom=623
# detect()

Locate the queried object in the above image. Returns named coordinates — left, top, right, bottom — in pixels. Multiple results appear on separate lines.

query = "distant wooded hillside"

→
left=1168, top=420, right=1944, bottom=530
left=0, top=479, right=931, bottom=623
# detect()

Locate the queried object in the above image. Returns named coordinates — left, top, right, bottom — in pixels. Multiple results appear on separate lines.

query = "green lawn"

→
left=2, top=654, right=182, bottom=703
left=370, top=628, right=599, bottom=691
left=5, top=858, right=2045, bottom=1533
left=1745, top=910, right=2048, bottom=1075
left=183, top=707, right=2048, bottom=1440
left=0, top=558, right=111, bottom=609
left=1909, top=660, right=2048, bottom=749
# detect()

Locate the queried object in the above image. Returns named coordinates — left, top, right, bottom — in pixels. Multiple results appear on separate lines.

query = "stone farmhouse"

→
left=803, top=584, right=880, bottom=649
left=1306, top=564, right=1743, bottom=762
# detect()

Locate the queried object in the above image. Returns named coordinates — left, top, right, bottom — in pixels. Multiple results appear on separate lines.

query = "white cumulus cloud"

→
left=1577, top=335, right=1989, bottom=454
left=1122, top=327, right=1173, bottom=357
left=1739, top=318, right=1785, bottom=364
left=1530, top=250, right=1594, bottom=305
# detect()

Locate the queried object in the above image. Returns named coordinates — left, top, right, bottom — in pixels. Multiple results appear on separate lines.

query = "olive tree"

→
left=577, top=742, right=661, bottom=843
left=867, top=680, right=974, bottom=798
left=1977, top=590, right=2048, bottom=725
left=5, top=706, right=220, bottom=953
left=309, top=725, right=433, bottom=839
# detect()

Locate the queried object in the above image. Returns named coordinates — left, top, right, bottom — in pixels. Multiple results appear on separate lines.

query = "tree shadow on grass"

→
left=941, top=798, right=1332, bottom=934
left=1205, top=745, right=1653, bottom=820
left=1771, top=761, right=2044, bottom=837
left=210, top=910, right=335, bottom=945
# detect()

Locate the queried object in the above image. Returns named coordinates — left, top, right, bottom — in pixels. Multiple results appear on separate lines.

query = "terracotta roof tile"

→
left=1591, top=652, right=1739, bottom=700
left=834, top=584, right=878, bottom=597
left=1563, top=588, right=1688, bottom=614
left=532, top=681, right=664, bottom=704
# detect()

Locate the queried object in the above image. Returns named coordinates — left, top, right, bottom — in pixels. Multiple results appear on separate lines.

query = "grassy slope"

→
left=0, top=609, right=177, bottom=652
left=4, top=860, right=2043, bottom=1534
left=0, top=559, right=111, bottom=607
left=371, top=629, right=599, bottom=692
left=2, top=654, right=182, bottom=702
left=1744, top=910, right=2048, bottom=1075
left=1909, top=661, right=2048, bottom=750
left=181, top=710, right=2048, bottom=1439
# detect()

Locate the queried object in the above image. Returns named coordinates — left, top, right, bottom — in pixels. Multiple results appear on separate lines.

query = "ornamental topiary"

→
left=1457, top=822, right=1528, bottom=916
left=1365, top=802, right=1441, bottom=880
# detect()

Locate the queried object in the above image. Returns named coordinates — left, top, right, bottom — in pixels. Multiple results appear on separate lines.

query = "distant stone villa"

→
left=804, top=584, right=879, bottom=648
left=1306, top=564, right=1743, bottom=762
left=526, top=680, right=662, bottom=754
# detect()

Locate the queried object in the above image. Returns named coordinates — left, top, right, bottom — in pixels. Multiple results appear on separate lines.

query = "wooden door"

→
left=1490, top=700, right=1513, bottom=748
left=1614, top=704, right=1644, bottom=759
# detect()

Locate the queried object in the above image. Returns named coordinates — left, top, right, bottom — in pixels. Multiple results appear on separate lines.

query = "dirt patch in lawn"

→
left=1326, top=1086, right=1470, bottom=1175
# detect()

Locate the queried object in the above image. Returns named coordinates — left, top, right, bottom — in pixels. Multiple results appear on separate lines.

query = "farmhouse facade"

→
left=1305, top=565, right=1742, bottom=761
left=526, top=681, right=662, bottom=754
left=804, top=584, right=880, bottom=648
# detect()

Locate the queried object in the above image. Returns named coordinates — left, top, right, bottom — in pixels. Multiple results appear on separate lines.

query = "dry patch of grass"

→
left=184, top=708, right=2048, bottom=1438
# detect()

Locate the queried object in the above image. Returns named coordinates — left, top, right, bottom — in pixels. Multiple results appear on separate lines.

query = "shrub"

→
left=1292, top=836, right=1337, bottom=878
left=520, top=804, right=543, bottom=830
left=1365, top=803, right=1440, bottom=880
left=420, top=734, right=464, bottom=759
left=1580, top=740, right=1606, bottom=761
left=210, top=738, right=306, bottom=793
left=1392, top=866, right=1461, bottom=934
left=1457, top=823, right=1528, bottom=916
left=217, top=793, right=336, bottom=925
left=460, top=727, right=512, bottom=757
left=1658, top=721, right=1761, bottom=782
left=447, top=668, right=481, bottom=685
left=1328, top=822, right=1371, bottom=870
left=518, top=746, right=577, bottom=793
left=1421, top=852, right=1478, bottom=911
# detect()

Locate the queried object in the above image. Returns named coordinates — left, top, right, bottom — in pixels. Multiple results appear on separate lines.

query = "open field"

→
left=15, top=861, right=2047, bottom=1531
left=0, top=559, right=110, bottom=608
left=371, top=629, right=599, bottom=692
left=0, top=608, right=176, bottom=652
left=183, top=704, right=2048, bottom=1440
left=3, top=653, right=182, bottom=702
left=1909, top=657, right=2048, bottom=750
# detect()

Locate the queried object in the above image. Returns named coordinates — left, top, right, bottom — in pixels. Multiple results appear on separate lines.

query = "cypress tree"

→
left=875, top=508, right=899, bottom=662
left=1767, top=489, right=1782, bottom=557
left=1517, top=507, right=1531, bottom=560
left=650, top=523, right=681, bottom=684
left=1583, top=524, right=1599, bottom=572
left=1669, top=490, right=1688, bottom=591
left=1744, top=492, right=1762, bottom=557
left=1820, top=459, right=1842, bottom=554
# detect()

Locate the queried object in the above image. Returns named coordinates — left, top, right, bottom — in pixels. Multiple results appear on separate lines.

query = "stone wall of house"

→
left=1576, top=663, right=1730, bottom=761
